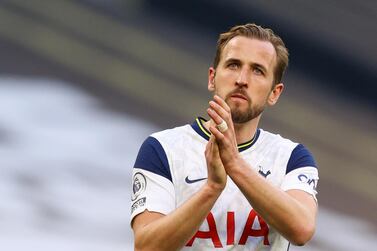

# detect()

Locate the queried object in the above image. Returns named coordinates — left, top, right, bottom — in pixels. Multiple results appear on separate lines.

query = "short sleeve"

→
left=281, top=167, right=319, bottom=200
left=281, top=144, right=319, bottom=200
left=130, top=137, right=175, bottom=224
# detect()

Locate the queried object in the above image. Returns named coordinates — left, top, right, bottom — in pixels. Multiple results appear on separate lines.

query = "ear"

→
left=267, top=83, right=284, bottom=106
left=208, top=67, right=216, bottom=92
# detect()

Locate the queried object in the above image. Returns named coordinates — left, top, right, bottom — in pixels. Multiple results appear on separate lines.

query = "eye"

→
left=253, top=67, right=264, bottom=75
left=227, top=62, right=239, bottom=70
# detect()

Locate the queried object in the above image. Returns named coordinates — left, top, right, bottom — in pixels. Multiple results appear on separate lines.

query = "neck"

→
left=203, top=115, right=261, bottom=145
left=233, top=116, right=260, bottom=144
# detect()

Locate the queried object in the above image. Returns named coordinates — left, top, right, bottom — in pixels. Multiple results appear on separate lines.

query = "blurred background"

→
left=0, top=0, right=376, bottom=250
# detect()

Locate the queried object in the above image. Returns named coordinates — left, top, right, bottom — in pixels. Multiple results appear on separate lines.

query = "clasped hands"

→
left=205, top=95, right=240, bottom=190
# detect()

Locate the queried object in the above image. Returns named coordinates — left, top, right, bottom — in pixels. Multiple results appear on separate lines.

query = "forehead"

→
left=221, top=36, right=277, bottom=70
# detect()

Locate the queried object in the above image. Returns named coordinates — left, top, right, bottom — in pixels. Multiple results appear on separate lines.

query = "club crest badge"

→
left=258, top=165, right=271, bottom=178
left=132, top=172, right=147, bottom=201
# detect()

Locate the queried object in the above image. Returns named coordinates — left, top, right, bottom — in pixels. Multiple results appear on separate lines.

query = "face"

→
left=208, top=36, right=284, bottom=123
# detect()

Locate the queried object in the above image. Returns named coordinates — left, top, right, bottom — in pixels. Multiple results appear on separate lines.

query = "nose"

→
left=236, top=68, right=248, bottom=87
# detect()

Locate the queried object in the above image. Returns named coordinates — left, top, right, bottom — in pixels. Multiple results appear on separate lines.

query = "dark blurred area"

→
left=145, top=0, right=377, bottom=106
left=0, top=0, right=376, bottom=250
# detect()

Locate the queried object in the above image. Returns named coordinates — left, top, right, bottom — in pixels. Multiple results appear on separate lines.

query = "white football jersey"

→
left=131, top=117, right=318, bottom=250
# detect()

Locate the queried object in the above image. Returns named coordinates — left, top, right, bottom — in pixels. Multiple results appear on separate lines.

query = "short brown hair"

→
left=213, top=23, right=289, bottom=85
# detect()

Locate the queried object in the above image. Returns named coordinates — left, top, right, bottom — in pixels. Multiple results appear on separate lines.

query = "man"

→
left=130, top=23, right=319, bottom=251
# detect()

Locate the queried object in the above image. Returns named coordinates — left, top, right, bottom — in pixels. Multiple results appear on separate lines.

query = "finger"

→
left=205, top=136, right=214, bottom=160
left=207, top=134, right=221, bottom=165
left=209, top=133, right=216, bottom=145
left=211, top=135, right=219, bottom=153
left=209, top=125, right=226, bottom=143
left=206, top=136, right=212, bottom=151
left=208, top=103, right=232, bottom=133
left=214, top=95, right=231, bottom=113
left=209, top=101, right=229, bottom=121
left=207, top=108, right=223, bottom=126
left=210, top=133, right=220, bottom=152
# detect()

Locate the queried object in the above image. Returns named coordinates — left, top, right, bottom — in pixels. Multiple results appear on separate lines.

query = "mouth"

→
left=230, top=93, right=248, bottom=101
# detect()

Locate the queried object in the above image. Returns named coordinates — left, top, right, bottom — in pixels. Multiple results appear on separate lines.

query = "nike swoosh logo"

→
left=185, top=176, right=207, bottom=184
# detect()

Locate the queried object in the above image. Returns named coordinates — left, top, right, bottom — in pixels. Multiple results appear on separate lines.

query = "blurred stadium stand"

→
left=0, top=0, right=376, bottom=250
left=145, top=0, right=377, bottom=106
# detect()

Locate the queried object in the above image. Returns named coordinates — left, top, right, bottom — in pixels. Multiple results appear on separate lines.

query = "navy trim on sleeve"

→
left=134, top=136, right=172, bottom=182
left=286, top=144, right=317, bottom=174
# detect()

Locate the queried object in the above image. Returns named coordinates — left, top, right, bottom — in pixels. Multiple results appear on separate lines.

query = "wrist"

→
left=204, top=181, right=225, bottom=196
left=225, top=155, right=243, bottom=174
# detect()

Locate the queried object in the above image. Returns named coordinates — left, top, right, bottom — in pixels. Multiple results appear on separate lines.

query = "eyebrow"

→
left=224, top=58, right=241, bottom=65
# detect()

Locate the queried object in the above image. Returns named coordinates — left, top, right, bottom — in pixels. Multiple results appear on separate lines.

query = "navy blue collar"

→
left=191, top=117, right=260, bottom=152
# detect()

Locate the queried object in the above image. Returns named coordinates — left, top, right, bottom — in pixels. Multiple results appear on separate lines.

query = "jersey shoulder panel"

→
left=134, top=136, right=172, bottom=181
left=286, top=144, right=317, bottom=174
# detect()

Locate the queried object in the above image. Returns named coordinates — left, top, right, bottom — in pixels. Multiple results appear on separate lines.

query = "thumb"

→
left=210, top=135, right=220, bottom=156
